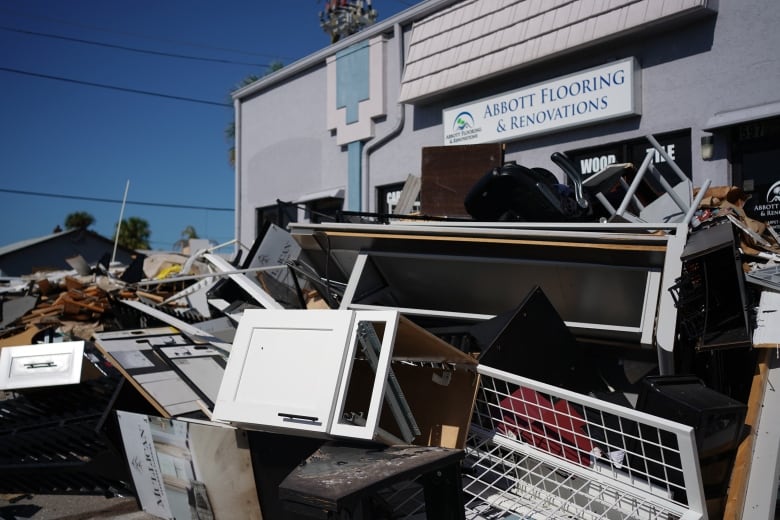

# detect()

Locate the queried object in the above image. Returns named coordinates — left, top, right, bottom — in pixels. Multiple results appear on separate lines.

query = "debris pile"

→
left=2, top=143, right=780, bottom=520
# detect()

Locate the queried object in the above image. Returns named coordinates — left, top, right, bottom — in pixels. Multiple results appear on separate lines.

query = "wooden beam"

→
left=723, top=348, right=772, bottom=519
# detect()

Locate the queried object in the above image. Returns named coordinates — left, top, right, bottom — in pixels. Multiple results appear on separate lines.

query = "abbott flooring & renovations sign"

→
left=443, top=58, right=640, bottom=145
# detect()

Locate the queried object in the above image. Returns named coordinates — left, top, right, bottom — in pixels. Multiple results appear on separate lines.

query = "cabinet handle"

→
left=278, top=412, right=319, bottom=423
left=24, top=362, right=57, bottom=369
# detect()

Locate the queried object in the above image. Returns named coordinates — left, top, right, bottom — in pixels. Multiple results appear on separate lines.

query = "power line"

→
left=0, top=6, right=293, bottom=61
left=0, top=25, right=272, bottom=67
left=0, top=188, right=233, bottom=212
left=0, top=66, right=231, bottom=107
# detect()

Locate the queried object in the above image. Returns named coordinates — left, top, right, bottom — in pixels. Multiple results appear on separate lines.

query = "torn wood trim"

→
left=0, top=324, right=57, bottom=348
left=135, top=289, right=165, bottom=303
left=21, top=305, right=64, bottom=322
left=320, top=231, right=669, bottom=252
left=61, top=296, right=107, bottom=314
left=723, top=347, right=772, bottom=519
left=394, top=174, right=421, bottom=215
left=64, top=276, right=85, bottom=290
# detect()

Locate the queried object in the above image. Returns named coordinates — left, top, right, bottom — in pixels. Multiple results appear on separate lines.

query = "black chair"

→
left=550, top=151, right=590, bottom=212
left=463, top=161, right=590, bottom=222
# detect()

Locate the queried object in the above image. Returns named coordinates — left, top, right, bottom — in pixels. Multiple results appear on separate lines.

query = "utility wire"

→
left=0, top=26, right=272, bottom=67
left=0, top=66, right=231, bottom=107
left=0, top=188, right=233, bottom=212
left=0, top=6, right=293, bottom=61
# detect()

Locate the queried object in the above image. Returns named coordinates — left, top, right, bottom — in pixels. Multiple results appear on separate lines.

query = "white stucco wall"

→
left=236, top=0, right=780, bottom=244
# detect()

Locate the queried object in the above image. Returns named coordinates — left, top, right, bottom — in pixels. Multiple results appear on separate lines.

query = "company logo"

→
left=446, top=111, right=482, bottom=144
left=453, top=111, right=475, bottom=131
left=767, top=180, right=780, bottom=203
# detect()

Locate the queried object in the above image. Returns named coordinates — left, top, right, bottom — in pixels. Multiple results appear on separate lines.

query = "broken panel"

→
left=673, top=220, right=752, bottom=351
left=213, top=309, right=479, bottom=448
left=93, top=327, right=226, bottom=417
left=116, top=411, right=261, bottom=520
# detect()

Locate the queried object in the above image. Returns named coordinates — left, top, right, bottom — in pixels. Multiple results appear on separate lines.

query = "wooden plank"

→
left=63, top=276, right=84, bottom=291
left=21, top=304, right=63, bottom=322
left=61, top=296, right=107, bottom=314
left=394, top=174, right=421, bottom=215
left=135, top=290, right=165, bottom=303
left=0, top=324, right=56, bottom=348
left=723, top=348, right=772, bottom=519
left=324, top=231, right=668, bottom=252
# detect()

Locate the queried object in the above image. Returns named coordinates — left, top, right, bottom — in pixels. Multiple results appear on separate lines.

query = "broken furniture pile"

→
left=3, top=151, right=780, bottom=519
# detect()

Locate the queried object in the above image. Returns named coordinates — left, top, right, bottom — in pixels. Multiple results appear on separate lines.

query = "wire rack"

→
left=462, top=366, right=707, bottom=520
left=317, top=366, right=708, bottom=519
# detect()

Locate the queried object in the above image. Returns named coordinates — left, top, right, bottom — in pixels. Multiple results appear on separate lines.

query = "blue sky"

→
left=0, top=0, right=418, bottom=252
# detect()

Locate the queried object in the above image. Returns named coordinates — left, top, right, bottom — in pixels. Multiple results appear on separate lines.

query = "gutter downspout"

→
left=361, top=22, right=405, bottom=211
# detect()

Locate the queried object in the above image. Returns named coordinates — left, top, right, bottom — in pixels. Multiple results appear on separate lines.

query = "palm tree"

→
left=173, top=225, right=199, bottom=251
left=227, top=61, right=284, bottom=166
left=64, top=211, right=95, bottom=230
left=115, top=216, right=151, bottom=250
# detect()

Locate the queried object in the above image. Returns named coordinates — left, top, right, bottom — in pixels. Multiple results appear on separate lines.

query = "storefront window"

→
left=567, top=130, right=692, bottom=183
left=731, top=119, right=780, bottom=227
left=377, top=182, right=421, bottom=215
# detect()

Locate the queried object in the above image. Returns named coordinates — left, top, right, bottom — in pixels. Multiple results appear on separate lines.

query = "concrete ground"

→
left=0, top=493, right=157, bottom=520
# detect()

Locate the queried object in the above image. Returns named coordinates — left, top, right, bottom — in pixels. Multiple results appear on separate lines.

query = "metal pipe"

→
left=648, top=163, right=690, bottom=213
left=234, top=97, right=242, bottom=248
left=647, top=134, right=688, bottom=184
left=683, top=178, right=711, bottom=227
left=615, top=149, right=654, bottom=217
left=111, top=180, right=130, bottom=264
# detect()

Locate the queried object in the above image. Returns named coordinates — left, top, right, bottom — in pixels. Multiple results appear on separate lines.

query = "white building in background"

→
left=232, top=0, right=780, bottom=246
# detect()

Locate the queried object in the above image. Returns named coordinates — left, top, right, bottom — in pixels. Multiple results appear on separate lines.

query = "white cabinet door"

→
left=0, top=341, right=85, bottom=389
left=330, top=310, right=400, bottom=441
left=213, top=309, right=354, bottom=435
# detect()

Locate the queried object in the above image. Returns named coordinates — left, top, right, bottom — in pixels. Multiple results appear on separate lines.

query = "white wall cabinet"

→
left=213, top=309, right=478, bottom=447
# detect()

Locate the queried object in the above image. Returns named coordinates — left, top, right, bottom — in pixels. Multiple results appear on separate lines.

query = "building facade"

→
left=234, top=0, right=780, bottom=246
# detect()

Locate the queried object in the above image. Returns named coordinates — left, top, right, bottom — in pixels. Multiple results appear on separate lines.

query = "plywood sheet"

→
left=420, top=143, right=502, bottom=217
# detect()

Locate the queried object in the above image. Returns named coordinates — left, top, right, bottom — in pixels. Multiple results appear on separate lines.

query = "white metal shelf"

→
left=461, top=366, right=708, bottom=520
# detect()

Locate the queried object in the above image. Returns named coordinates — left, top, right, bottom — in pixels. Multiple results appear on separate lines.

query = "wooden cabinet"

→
left=213, top=309, right=478, bottom=448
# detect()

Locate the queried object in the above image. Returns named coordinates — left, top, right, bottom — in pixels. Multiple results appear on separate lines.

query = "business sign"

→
left=745, top=179, right=780, bottom=227
left=443, top=57, right=640, bottom=145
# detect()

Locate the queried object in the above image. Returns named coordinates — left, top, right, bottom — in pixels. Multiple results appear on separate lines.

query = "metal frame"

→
left=293, top=220, right=690, bottom=371
left=464, top=365, right=708, bottom=519
left=341, top=250, right=663, bottom=347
